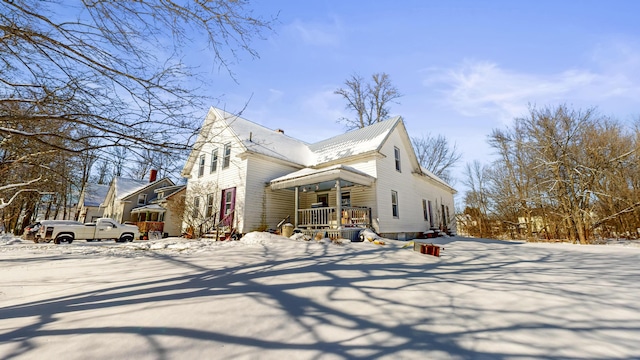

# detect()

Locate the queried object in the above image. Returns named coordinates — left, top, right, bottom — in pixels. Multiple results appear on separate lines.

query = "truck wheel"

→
left=56, top=235, right=72, bottom=244
left=53, top=237, right=60, bottom=244
left=120, top=234, right=133, bottom=242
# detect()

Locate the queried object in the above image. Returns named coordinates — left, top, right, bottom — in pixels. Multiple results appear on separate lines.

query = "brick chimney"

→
left=149, top=169, right=158, bottom=183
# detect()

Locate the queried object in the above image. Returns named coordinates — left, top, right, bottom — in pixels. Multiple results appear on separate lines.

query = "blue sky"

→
left=200, top=0, right=640, bottom=189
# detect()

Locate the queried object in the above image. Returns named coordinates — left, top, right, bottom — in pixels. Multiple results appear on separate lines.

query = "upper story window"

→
left=391, top=190, right=399, bottom=218
left=137, top=194, right=147, bottom=206
left=210, top=148, right=218, bottom=173
left=198, top=154, right=205, bottom=177
left=394, top=146, right=401, bottom=172
left=223, top=143, right=231, bottom=169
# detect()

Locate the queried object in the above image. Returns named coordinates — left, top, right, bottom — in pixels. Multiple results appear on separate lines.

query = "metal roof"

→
left=307, top=116, right=400, bottom=165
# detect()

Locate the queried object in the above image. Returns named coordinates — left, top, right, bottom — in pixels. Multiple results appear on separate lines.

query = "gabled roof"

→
left=183, top=108, right=403, bottom=173
left=270, top=164, right=376, bottom=190
left=182, top=107, right=312, bottom=176
left=182, top=107, right=454, bottom=191
left=214, top=108, right=313, bottom=165
left=308, top=116, right=401, bottom=165
left=152, top=185, right=186, bottom=203
left=82, top=183, right=110, bottom=207
left=113, top=177, right=174, bottom=201
left=419, top=166, right=457, bottom=193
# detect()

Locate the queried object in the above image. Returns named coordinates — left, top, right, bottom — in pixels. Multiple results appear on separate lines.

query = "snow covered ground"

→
left=1, top=233, right=640, bottom=359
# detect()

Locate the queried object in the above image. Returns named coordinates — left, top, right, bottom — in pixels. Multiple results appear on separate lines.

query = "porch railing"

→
left=297, top=206, right=370, bottom=229
left=136, top=221, right=164, bottom=233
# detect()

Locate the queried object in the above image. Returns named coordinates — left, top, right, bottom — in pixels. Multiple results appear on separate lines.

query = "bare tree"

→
left=461, top=160, right=492, bottom=238
left=92, top=158, right=112, bottom=185
left=481, top=104, right=640, bottom=243
left=412, top=134, right=461, bottom=184
left=0, top=0, right=274, bottom=213
left=335, top=72, right=402, bottom=130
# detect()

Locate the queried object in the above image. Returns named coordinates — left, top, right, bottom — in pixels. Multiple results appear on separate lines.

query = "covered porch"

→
left=130, top=204, right=166, bottom=239
left=270, top=165, right=375, bottom=240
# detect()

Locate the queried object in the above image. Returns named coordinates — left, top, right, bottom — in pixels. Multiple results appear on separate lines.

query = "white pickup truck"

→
left=37, top=218, right=140, bottom=244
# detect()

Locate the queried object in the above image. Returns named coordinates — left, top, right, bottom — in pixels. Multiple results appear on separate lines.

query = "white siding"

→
left=244, top=156, right=299, bottom=231
left=183, top=112, right=455, bottom=237
left=184, top=123, right=248, bottom=231
left=185, top=116, right=302, bottom=233
left=374, top=128, right=455, bottom=236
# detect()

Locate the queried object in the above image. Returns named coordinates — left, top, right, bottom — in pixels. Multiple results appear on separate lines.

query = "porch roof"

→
left=131, top=204, right=166, bottom=214
left=269, top=165, right=375, bottom=190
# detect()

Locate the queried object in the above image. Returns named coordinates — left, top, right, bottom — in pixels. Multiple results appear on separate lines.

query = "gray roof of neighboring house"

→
left=82, top=183, right=110, bottom=207
left=114, top=177, right=174, bottom=201
left=114, top=177, right=149, bottom=200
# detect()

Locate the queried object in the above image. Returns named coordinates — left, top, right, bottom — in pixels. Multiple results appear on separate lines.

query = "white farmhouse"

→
left=182, top=107, right=456, bottom=240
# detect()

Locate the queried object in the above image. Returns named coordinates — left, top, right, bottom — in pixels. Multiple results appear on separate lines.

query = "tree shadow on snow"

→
left=1, top=237, right=640, bottom=359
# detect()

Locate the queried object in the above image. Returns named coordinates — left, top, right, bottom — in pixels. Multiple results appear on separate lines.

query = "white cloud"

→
left=296, top=88, right=347, bottom=141
left=424, top=44, right=640, bottom=124
left=284, top=18, right=343, bottom=47
left=267, top=88, right=284, bottom=103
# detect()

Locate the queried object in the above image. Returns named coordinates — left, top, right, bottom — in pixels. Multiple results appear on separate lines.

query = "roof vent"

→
left=275, top=129, right=284, bottom=134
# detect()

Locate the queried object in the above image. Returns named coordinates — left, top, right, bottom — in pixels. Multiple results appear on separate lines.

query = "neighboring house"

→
left=101, top=172, right=174, bottom=230
left=181, top=107, right=456, bottom=240
left=76, top=183, right=110, bottom=223
left=131, top=184, right=186, bottom=237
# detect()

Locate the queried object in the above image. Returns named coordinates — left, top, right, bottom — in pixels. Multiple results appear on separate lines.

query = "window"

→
left=428, top=200, right=434, bottom=228
left=394, top=146, right=401, bottom=172
left=206, top=194, right=215, bottom=218
left=137, top=194, right=147, bottom=205
left=446, top=206, right=451, bottom=228
left=391, top=190, right=399, bottom=218
left=193, top=197, right=200, bottom=219
left=222, top=143, right=231, bottom=169
left=224, top=190, right=233, bottom=215
left=210, top=148, right=218, bottom=173
left=317, top=194, right=329, bottom=207
left=341, top=191, right=351, bottom=207
left=422, top=199, right=428, bottom=221
left=198, top=155, right=205, bottom=177
left=442, top=204, right=448, bottom=227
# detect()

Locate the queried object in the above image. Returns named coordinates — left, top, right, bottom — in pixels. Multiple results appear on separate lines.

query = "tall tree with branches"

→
left=0, top=0, right=274, bottom=215
left=412, top=134, right=461, bottom=184
left=334, top=72, right=402, bottom=130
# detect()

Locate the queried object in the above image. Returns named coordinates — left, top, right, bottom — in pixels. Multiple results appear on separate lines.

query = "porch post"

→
left=294, top=186, right=299, bottom=227
left=335, top=180, right=342, bottom=229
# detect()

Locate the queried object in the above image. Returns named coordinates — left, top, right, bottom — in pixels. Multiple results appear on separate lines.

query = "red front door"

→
left=220, top=187, right=236, bottom=226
